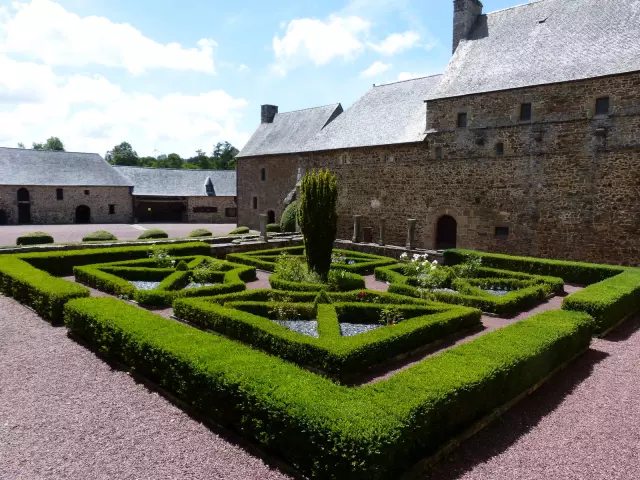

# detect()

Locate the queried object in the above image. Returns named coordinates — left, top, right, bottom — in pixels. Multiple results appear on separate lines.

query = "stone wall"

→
left=187, top=196, right=238, bottom=223
left=0, top=186, right=132, bottom=224
left=236, top=155, right=300, bottom=230
left=302, top=73, right=640, bottom=266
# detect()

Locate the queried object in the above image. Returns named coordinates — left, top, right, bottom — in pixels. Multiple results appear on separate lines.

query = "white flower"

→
left=400, top=253, right=408, bottom=260
left=422, top=261, right=429, bottom=267
left=432, top=260, right=438, bottom=265
left=431, top=265, right=437, bottom=270
left=412, top=254, right=420, bottom=261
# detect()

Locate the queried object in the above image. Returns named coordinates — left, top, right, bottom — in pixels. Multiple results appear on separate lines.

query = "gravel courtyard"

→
left=1, top=293, right=638, bottom=479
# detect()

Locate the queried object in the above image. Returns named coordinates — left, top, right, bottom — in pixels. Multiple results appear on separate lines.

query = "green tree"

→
left=212, top=141, right=238, bottom=170
left=166, top=153, right=183, bottom=169
left=106, top=142, right=139, bottom=166
left=33, top=137, right=65, bottom=151
left=298, top=169, right=338, bottom=281
left=17, top=142, right=25, bottom=149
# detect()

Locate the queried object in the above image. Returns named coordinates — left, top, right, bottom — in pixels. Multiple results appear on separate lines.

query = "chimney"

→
left=453, top=0, right=483, bottom=54
left=261, top=104, right=278, bottom=123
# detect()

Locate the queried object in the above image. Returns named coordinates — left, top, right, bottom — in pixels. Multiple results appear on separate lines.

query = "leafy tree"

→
left=298, top=169, right=338, bottom=281
left=212, top=141, right=238, bottom=170
left=17, top=142, right=25, bottom=149
left=33, top=137, right=65, bottom=151
left=166, top=153, right=183, bottom=169
left=106, top=141, right=139, bottom=166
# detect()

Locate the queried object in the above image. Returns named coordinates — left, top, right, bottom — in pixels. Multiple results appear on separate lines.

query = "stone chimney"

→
left=453, top=0, right=483, bottom=54
left=261, top=104, right=278, bottom=124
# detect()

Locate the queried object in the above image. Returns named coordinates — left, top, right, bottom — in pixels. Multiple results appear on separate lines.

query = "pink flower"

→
left=359, top=291, right=365, bottom=298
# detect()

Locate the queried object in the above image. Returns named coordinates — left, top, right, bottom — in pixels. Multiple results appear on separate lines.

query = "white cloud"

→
left=0, top=0, right=216, bottom=74
left=0, top=55, right=249, bottom=156
left=369, top=31, right=420, bottom=55
left=237, top=64, right=250, bottom=73
left=360, top=61, right=391, bottom=78
left=272, top=15, right=370, bottom=75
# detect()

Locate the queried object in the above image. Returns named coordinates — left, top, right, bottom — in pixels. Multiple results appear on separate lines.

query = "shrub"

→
left=229, top=226, right=250, bottom=235
left=280, top=200, right=297, bottom=232
left=82, top=230, right=118, bottom=242
left=137, top=229, right=169, bottom=240
left=267, top=223, right=281, bottom=233
left=65, top=298, right=594, bottom=479
left=298, top=169, right=338, bottom=281
left=175, top=260, right=188, bottom=271
left=16, top=232, right=54, bottom=246
left=188, top=228, right=213, bottom=238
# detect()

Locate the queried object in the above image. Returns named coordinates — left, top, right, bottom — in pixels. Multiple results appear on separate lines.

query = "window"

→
left=495, top=226, right=510, bottom=238
left=193, top=206, right=217, bottom=213
left=520, top=103, right=532, bottom=121
left=384, top=152, right=394, bottom=162
left=595, top=97, right=610, bottom=115
left=260, top=168, right=266, bottom=181
left=496, top=142, right=504, bottom=156
left=56, top=188, right=63, bottom=200
left=435, top=147, right=443, bottom=159
left=225, top=207, right=237, bottom=217
left=84, top=190, right=90, bottom=195
left=457, top=112, right=467, bottom=128
left=253, top=197, right=258, bottom=209
left=109, top=204, right=115, bottom=215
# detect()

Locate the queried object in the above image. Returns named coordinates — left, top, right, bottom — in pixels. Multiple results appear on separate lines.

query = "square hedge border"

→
left=64, top=297, right=594, bottom=479
left=173, top=289, right=482, bottom=378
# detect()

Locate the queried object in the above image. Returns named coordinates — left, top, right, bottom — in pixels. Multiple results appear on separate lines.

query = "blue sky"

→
left=0, top=0, right=522, bottom=157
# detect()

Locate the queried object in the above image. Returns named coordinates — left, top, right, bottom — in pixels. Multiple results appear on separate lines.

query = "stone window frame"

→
left=383, top=152, right=395, bottom=163
left=338, top=152, right=350, bottom=165
left=457, top=111, right=468, bottom=128
left=56, top=188, right=63, bottom=201
left=260, top=167, right=266, bottom=182
left=495, top=142, right=505, bottom=156
left=519, top=103, right=532, bottom=122
left=84, top=189, right=90, bottom=196
left=494, top=226, right=510, bottom=238
left=595, top=96, right=610, bottom=116
left=108, top=204, right=115, bottom=215
left=225, top=207, right=237, bottom=217
left=435, top=146, right=443, bottom=159
left=252, top=197, right=258, bottom=210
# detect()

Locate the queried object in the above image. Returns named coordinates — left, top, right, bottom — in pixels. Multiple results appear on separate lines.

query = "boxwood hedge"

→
left=16, top=231, right=54, bottom=246
left=64, top=298, right=594, bottom=479
left=268, top=270, right=366, bottom=292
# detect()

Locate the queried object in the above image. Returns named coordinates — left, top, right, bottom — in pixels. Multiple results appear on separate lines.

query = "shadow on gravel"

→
left=600, top=314, right=640, bottom=343
left=418, top=346, right=609, bottom=480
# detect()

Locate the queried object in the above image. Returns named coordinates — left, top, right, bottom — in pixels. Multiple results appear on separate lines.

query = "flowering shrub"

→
left=379, top=306, right=404, bottom=326
left=331, top=252, right=356, bottom=265
left=148, top=247, right=175, bottom=269
left=453, top=254, right=482, bottom=278
left=400, top=253, right=450, bottom=289
left=274, top=254, right=321, bottom=284
left=190, top=259, right=226, bottom=285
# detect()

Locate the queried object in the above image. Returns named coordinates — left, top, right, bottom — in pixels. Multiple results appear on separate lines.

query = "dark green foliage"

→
left=16, top=232, right=54, bottom=246
left=314, top=290, right=331, bottom=305
left=137, top=229, right=169, bottom=240
left=32, top=136, right=64, bottom=151
left=229, top=226, right=250, bottom=235
left=280, top=200, right=298, bottom=232
left=269, top=270, right=365, bottom=292
left=188, top=228, right=213, bottom=238
left=267, top=223, right=281, bottom=233
left=82, top=230, right=118, bottom=242
left=0, top=255, right=89, bottom=324
left=176, top=260, right=188, bottom=271
left=65, top=298, right=594, bottom=479
left=298, top=169, right=338, bottom=281
left=563, top=270, right=640, bottom=333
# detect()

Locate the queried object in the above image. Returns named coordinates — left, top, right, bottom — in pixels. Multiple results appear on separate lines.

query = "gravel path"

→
left=0, top=294, right=293, bottom=480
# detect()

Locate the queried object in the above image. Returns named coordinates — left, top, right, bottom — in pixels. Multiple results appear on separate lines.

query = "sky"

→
left=0, top=0, right=524, bottom=158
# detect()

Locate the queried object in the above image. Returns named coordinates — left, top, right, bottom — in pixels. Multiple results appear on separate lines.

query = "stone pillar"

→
left=378, top=219, right=386, bottom=246
left=259, top=214, right=268, bottom=242
left=406, top=219, right=417, bottom=250
left=352, top=215, right=362, bottom=243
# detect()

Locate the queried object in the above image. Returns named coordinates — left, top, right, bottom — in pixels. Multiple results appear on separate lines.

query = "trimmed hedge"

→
left=16, top=231, right=54, bottom=246
left=0, top=255, right=89, bottom=323
left=280, top=200, right=297, bottom=232
left=563, top=270, right=640, bottom=333
left=82, top=230, right=118, bottom=242
left=445, top=249, right=627, bottom=285
left=267, top=223, right=281, bottom=233
left=229, top=226, right=250, bottom=235
left=269, top=271, right=365, bottom=292
left=188, top=229, right=213, bottom=238
left=65, top=298, right=594, bottom=479
left=138, top=229, right=169, bottom=240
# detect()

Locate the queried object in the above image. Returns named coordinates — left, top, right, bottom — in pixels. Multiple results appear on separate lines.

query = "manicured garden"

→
left=0, top=169, right=639, bottom=478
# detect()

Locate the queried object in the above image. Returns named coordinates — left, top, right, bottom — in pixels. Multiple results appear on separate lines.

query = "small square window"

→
left=109, top=204, right=115, bottom=215
left=260, top=168, right=266, bottom=181
left=495, top=226, right=509, bottom=238
left=435, top=147, right=443, bottom=159
left=384, top=152, right=394, bottom=162
left=84, top=190, right=90, bottom=195
left=496, top=142, right=504, bottom=156
left=595, top=97, right=610, bottom=116
left=225, top=207, right=237, bottom=217
left=253, top=197, right=258, bottom=209
left=520, top=103, right=532, bottom=121
left=56, top=188, right=63, bottom=200
left=457, top=112, right=467, bottom=128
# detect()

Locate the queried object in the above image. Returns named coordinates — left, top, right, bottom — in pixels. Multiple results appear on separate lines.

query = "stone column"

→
left=259, top=214, right=268, bottom=242
left=406, top=219, right=417, bottom=250
left=378, top=219, right=386, bottom=246
left=352, top=215, right=362, bottom=243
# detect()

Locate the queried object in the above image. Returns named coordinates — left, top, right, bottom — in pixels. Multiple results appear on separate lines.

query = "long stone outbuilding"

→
left=236, top=0, right=640, bottom=266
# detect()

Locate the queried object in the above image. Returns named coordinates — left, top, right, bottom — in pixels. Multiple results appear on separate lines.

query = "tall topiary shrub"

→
left=280, top=200, right=298, bottom=232
left=298, top=169, right=338, bottom=281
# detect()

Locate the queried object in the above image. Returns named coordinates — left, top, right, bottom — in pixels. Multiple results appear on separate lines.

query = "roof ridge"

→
left=374, top=73, right=443, bottom=87
left=485, top=0, right=543, bottom=16
left=276, top=103, right=341, bottom=115
left=0, top=146, right=101, bottom=156
left=114, top=165, right=235, bottom=173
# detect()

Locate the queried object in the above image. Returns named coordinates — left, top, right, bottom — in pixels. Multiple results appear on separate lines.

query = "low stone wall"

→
left=334, top=239, right=444, bottom=264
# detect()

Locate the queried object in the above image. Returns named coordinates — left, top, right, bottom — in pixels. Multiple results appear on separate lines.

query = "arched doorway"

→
left=0, top=209, right=7, bottom=225
left=17, top=188, right=31, bottom=224
left=75, top=205, right=91, bottom=224
left=267, top=210, right=276, bottom=224
left=436, top=215, right=457, bottom=249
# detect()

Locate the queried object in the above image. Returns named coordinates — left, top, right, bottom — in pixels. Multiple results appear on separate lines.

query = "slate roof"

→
left=433, top=0, right=640, bottom=99
left=0, top=147, right=132, bottom=187
left=114, top=166, right=236, bottom=197
left=304, top=75, right=442, bottom=152
left=237, top=104, right=343, bottom=157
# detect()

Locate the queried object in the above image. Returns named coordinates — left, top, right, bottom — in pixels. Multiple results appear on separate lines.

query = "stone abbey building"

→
left=237, top=0, right=640, bottom=266
left=0, top=148, right=237, bottom=225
